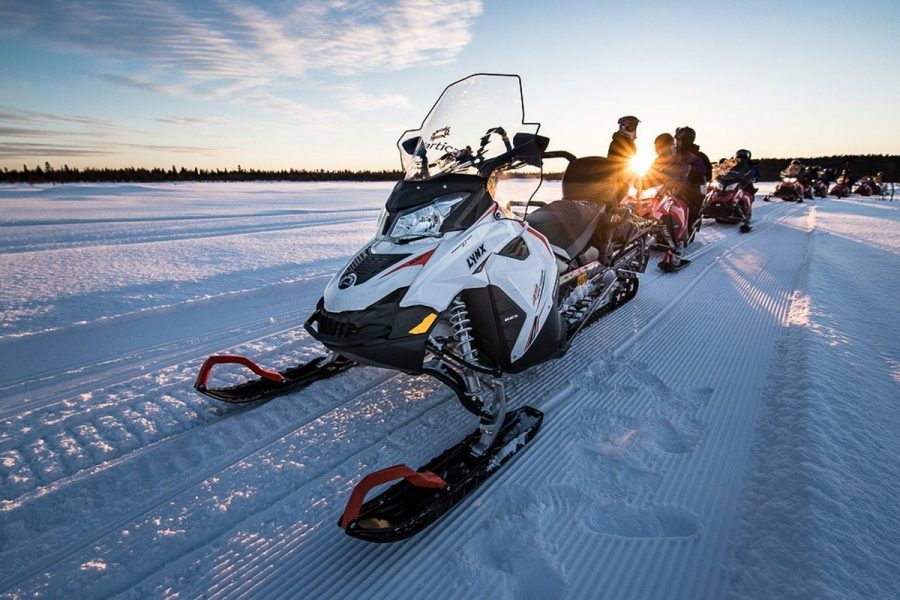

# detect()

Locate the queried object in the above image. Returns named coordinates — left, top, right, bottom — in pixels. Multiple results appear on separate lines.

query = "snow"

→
left=0, top=182, right=898, bottom=599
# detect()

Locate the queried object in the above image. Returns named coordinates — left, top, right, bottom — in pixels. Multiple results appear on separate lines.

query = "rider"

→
left=782, top=159, right=804, bottom=178
left=644, top=133, right=688, bottom=192
left=674, top=126, right=712, bottom=236
left=731, top=149, right=759, bottom=197
left=608, top=116, right=640, bottom=202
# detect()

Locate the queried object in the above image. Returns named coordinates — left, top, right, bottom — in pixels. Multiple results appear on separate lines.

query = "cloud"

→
left=123, top=143, right=222, bottom=156
left=97, top=74, right=186, bottom=96
left=6, top=0, right=483, bottom=113
left=0, top=106, right=222, bottom=161
left=0, top=142, right=113, bottom=159
left=0, top=106, right=116, bottom=128
left=154, top=116, right=227, bottom=126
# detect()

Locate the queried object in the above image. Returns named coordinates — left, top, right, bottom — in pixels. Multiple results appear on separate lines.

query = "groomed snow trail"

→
left=0, top=183, right=896, bottom=599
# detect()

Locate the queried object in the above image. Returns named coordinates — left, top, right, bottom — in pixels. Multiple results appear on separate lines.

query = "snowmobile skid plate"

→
left=339, top=405, right=543, bottom=542
left=194, top=354, right=354, bottom=403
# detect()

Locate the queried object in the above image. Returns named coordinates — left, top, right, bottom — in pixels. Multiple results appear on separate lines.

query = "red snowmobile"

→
left=622, top=184, right=693, bottom=272
left=768, top=172, right=806, bottom=202
left=829, top=171, right=852, bottom=198
left=703, top=161, right=754, bottom=233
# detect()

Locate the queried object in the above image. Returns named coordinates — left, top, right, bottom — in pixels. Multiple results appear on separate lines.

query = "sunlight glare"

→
left=629, top=147, right=655, bottom=176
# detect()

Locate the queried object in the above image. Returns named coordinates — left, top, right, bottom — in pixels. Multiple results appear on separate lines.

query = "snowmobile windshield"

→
left=397, top=74, right=542, bottom=207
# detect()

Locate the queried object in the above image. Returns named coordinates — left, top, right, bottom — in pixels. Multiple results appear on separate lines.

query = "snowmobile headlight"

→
left=725, top=182, right=739, bottom=191
left=640, top=185, right=661, bottom=199
left=389, top=192, right=469, bottom=241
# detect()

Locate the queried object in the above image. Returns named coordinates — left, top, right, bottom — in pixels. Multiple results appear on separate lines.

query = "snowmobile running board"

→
left=194, top=354, right=354, bottom=403
left=340, top=406, right=543, bottom=542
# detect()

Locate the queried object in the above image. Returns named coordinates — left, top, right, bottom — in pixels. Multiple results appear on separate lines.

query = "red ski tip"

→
left=194, top=355, right=286, bottom=390
left=340, top=465, right=447, bottom=530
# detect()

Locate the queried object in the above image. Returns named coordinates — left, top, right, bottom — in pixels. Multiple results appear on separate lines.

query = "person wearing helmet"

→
left=733, top=148, right=760, bottom=200
left=782, top=159, right=804, bottom=178
left=608, top=116, right=640, bottom=201
left=674, top=126, right=711, bottom=237
left=644, top=133, right=686, bottom=190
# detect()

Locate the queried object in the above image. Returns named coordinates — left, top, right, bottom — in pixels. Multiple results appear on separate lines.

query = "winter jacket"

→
left=608, top=132, right=637, bottom=200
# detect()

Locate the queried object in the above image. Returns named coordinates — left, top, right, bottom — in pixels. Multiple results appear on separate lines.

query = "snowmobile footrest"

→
left=659, top=257, right=691, bottom=273
left=340, top=405, right=544, bottom=542
left=194, top=354, right=354, bottom=403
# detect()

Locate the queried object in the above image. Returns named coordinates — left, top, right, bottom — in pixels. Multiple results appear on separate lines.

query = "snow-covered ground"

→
left=0, top=182, right=897, bottom=599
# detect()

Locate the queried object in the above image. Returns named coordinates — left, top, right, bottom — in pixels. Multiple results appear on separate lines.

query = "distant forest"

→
left=1, top=155, right=898, bottom=184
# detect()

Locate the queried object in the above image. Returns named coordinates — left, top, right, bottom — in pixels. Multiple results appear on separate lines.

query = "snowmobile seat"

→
left=560, top=156, right=619, bottom=208
left=526, top=200, right=601, bottom=260
left=525, top=155, right=622, bottom=261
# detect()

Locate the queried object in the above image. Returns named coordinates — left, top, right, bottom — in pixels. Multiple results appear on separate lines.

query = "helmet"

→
left=654, top=133, right=675, bottom=155
left=674, top=126, right=696, bottom=144
left=790, top=159, right=800, bottom=165
left=617, top=115, right=640, bottom=139
left=735, top=149, right=751, bottom=160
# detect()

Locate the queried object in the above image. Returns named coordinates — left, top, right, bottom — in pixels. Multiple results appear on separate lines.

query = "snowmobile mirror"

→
left=510, top=133, right=549, bottom=167
left=401, top=136, right=422, bottom=155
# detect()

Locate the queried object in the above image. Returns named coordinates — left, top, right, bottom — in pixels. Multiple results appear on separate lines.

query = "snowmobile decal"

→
left=430, top=126, right=451, bottom=141
left=380, top=248, right=435, bottom=278
left=466, top=244, right=486, bottom=268
left=408, top=312, right=438, bottom=335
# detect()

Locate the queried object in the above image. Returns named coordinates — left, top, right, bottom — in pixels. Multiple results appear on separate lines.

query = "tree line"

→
left=0, top=164, right=403, bottom=184
left=1, top=155, right=897, bottom=184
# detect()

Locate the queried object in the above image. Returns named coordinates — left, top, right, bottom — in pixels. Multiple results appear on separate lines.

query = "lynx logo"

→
left=430, top=126, right=450, bottom=141
left=466, top=244, right=486, bottom=268
left=338, top=272, right=357, bottom=289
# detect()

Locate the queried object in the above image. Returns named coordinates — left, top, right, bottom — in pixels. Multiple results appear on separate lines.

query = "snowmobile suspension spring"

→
left=448, top=298, right=478, bottom=363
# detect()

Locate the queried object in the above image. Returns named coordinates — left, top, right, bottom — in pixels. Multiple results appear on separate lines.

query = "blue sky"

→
left=1, top=0, right=898, bottom=171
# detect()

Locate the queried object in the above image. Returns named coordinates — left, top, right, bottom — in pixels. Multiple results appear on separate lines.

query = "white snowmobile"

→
left=195, top=74, right=652, bottom=541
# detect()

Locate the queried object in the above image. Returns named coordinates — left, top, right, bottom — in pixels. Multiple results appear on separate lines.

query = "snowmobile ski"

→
left=339, top=405, right=543, bottom=542
left=739, top=223, right=753, bottom=233
left=194, top=354, right=353, bottom=403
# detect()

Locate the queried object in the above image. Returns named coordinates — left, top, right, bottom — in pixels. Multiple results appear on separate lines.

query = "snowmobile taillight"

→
left=340, top=465, right=447, bottom=530
left=194, top=355, right=286, bottom=390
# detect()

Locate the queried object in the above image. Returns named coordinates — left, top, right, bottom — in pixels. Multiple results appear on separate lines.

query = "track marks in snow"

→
left=444, top=357, right=711, bottom=599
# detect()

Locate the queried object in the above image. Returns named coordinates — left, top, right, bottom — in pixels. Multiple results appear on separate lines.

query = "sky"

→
left=1, top=0, right=898, bottom=171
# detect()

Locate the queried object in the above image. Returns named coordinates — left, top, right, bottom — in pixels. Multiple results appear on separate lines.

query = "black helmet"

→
left=735, top=149, right=751, bottom=160
left=617, top=115, right=640, bottom=139
left=675, top=126, right=696, bottom=144
left=654, top=133, right=675, bottom=156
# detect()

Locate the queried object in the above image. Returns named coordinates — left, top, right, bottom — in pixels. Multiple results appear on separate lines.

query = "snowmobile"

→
left=703, top=161, right=754, bottom=232
left=811, top=178, right=829, bottom=198
left=621, top=184, right=693, bottom=271
left=767, top=172, right=806, bottom=202
left=829, top=172, right=852, bottom=198
left=194, top=74, right=653, bottom=542
left=853, top=177, right=881, bottom=196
